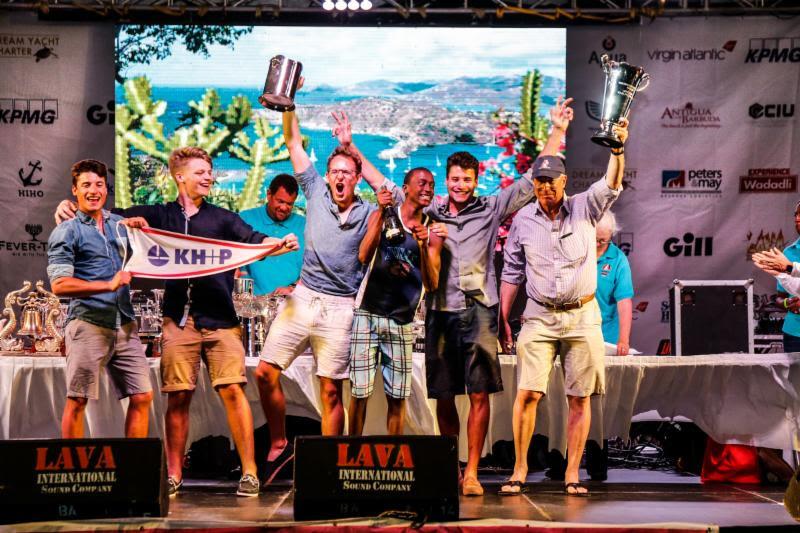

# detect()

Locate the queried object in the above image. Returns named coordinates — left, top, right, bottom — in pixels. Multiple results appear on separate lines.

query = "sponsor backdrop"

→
left=0, top=11, right=115, bottom=304
left=567, top=17, right=800, bottom=351
left=1, top=13, right=799, bottom=354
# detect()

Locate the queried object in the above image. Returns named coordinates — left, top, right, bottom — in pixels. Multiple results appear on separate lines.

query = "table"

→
left=2, top=353, right=799, bottom=461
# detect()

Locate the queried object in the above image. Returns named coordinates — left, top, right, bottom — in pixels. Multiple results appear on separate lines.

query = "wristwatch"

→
left=786, top=263, right=794, bottom=274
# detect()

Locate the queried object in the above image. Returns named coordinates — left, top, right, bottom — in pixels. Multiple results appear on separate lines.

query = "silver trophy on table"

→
left=591, top=54, right=650, bottom=149
left=258, top=55, right=303, bottom=112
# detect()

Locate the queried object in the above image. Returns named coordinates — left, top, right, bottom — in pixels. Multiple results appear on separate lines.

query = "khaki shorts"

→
left=516, top=299, right=605, bottom=398
left=261, top=285, right=354, bottom=380
left=160, top=316, right=246, bottom=392
left=65, top=319, right=152, bottom=400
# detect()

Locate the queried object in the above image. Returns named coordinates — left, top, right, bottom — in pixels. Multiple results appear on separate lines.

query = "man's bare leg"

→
left=255, top=361, right=288, bottom=461
left=165, top=390, right=193, bottom=481
left=565, top=394, right=591, bottom=494
left=319, top=377, right=344, bottom=435
left=124, top=391, right=153, bottom=438
left=61, top=397, right=88, bottom=438
left=348, top=396, right=368, bottom=436
left=217, top=383, right=257, bottom=477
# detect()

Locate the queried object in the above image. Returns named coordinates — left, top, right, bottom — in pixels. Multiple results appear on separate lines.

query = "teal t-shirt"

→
left=778, top=237, right=800, bottom=337
left=239, top=206, right=306, bottom=295
left=596, top=242, right=634, bottom=344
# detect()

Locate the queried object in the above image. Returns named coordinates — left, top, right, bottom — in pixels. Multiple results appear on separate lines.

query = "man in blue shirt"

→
left=239, top=174, right=305, bottom=296
left=777, top=201, right=800, bottom=352
left=595, top=210, right=634, bottom=355
left=47, top=159, right=153, bottom=440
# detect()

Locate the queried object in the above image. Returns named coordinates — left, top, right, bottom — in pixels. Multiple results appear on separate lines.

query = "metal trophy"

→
left=591, top=54, right=650, bottom=149
left=258, top=55, right=303, bottom=112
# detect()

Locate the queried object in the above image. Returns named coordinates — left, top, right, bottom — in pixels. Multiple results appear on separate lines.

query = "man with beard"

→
left=239, top=174, right=306, bottom=296
left=349, top=167, right=448, bottom=436
left=54, top=147, right=299, bottom=498
left=255, top=94, right=399, bottom=486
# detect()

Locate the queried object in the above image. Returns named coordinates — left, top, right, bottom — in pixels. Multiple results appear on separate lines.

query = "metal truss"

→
left=1, top=0, right=799, bottom=24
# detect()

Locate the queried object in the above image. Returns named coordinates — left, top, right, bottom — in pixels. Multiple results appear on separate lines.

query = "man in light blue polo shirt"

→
left=777, top=201, right=800, bottom=352
left=239, top=174, right=306, bottom=296
left=595, top=210, right=634, bottom=355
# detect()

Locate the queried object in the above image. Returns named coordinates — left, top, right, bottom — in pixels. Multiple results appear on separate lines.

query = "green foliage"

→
left=115, top=76, right=289, bottom=211
left=116, top=25, right=253, bottom=83
left=519, top=70, right=548, bottom=157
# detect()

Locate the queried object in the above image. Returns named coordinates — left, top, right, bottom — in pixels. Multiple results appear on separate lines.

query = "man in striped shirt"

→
left=499, top=100, right=629, bottom=497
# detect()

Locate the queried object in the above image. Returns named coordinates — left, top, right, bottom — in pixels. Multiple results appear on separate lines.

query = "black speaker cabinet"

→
left=669, top=279, right=754, bottom=355
left=293, top=435, right=459, bottom=521
left=0, top=438, right=168, bottom=524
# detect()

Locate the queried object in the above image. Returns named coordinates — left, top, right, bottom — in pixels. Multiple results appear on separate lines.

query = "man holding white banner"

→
left=56, top=147, right=299, bottom=498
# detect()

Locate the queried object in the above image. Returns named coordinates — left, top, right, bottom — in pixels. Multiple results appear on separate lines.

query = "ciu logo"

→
left=663, top=233, right=713, bottom=257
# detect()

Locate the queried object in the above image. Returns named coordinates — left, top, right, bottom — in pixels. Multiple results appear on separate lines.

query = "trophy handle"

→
left=636, top=73, right=651, bottom=92
left=600, top=54, right=612, bottom=75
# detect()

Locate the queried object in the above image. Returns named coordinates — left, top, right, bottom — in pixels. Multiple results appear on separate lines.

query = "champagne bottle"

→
left=383, top=205, right=405, bottom=245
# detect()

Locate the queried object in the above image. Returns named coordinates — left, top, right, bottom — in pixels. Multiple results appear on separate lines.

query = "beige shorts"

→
left=516, top=299, right=605, bottom=398
left=261, top=285, right=355, bottom=380
left=65, top=319, right=152, bottom=400
left=160, top=316, right=246, bottom=392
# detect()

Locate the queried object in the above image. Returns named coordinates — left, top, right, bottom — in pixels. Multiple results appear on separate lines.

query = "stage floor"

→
left=9, top=469, right=793, bottom=531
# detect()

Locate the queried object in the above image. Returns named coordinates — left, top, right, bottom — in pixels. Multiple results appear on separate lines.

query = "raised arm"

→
left=539, top=96, right=573, bottom=157
left=415, top=222, right=447, bottom=293
left=332, top=110, right=390, bottom=192
left=605, top=118, right=628, bottom=191
left=283, top=109, right=311, bottom=174
left=358, top=188, right=394, bottom=264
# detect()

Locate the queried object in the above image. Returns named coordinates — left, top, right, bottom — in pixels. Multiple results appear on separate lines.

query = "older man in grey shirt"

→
left=498, top=101, right=629, bottom=497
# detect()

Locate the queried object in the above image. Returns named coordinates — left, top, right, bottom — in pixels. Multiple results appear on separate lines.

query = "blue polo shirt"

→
left=778, top=237, right=800, bottom=337
left=239, top=206, right=306, bottom=295
left=596, top=242, right=634, bottom=344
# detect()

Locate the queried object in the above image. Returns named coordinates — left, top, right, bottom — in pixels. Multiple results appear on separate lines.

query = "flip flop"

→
left=564, top=482, right=589, bottom=496
left=499, top=480, right=528, bottom=496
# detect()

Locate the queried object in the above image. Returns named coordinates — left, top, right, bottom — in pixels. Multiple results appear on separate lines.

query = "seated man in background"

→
left=47, top=159, right=153, bottom=440
left=595, top=210, right=634, bottom=356
left=239, top=174, right=306, bottom=296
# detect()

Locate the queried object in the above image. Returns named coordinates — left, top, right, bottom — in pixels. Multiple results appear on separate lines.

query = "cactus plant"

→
left=115, top=76, right=290, bottom=211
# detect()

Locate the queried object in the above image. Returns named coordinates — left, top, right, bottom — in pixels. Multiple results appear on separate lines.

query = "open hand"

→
left=331, top=110, right=352, bottom=146
left=550, top=96, right=574, bottom=132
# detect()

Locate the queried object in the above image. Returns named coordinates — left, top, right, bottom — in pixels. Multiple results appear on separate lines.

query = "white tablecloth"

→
left=2, top=353, right=799, bottom=461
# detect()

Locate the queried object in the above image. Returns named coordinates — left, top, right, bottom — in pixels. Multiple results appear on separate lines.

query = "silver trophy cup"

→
left=258, top=55, right=303, bottom=112
left=591, top=54, right=650, bottom=149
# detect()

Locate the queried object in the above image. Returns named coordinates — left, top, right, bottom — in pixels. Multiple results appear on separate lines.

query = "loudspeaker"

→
left=0, top=438, right=168, bottom=524
left=293, top=435, right=459, bottom=521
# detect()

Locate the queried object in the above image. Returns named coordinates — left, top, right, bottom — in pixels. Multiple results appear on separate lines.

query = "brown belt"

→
left=533, top=293, right=595, bottom=311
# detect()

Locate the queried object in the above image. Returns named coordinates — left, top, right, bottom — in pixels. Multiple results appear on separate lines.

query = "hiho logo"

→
left=660, top=102, right=721, bottom=128
left=739, top=168, right=797, bottom=193
left=17, top=160, right=45, bottom=198
left=0, top=98, right=58, bottom=125
left=745, top=37, right=800, bottom=63
left=647, top=41, right=736, bottom=63
left=661, top=169, right=723, bottom=195
left=0, top=33, right=60, bottom=61
left=663, top=233, right=713, bottom=257
left=87, top=100, right=114, bottom=126
left=588, top=36, right=626, bottom=64
left=748, top=102, right=795, bottom=120
left=147, top=245, right=233, bottom=267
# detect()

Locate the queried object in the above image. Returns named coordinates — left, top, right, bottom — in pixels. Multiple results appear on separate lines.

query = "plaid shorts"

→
left=349, top=309, right=413, bottom=400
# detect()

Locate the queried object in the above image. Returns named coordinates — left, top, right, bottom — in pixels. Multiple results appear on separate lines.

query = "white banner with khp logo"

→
left=124, top=227, right=282, bottom=279
left=567, top=17, right=800, bottom=353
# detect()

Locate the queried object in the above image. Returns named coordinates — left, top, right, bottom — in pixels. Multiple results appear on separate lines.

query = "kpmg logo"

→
left=147, top=245, right=233, bottom=267
left=588, top=35, right=626, bottom=64
left=661, top=169, right=723, bottom=196
left=663, top=233, right=713, bottom=257
left=748, top=102, right=795, bottom=120
left=745, top=37, right=800, bottom=63
left=86, top=100, right=114, bottom=126
left=739, top=168, right=797, bottom=193
left=660, top=103, right=721, bottom=128
left=0, top=98, right=58, bottom=125
left=647, top=41, right=736, bottom=63
left=0, top=33, right=60, bottom=61
left=17, top=160, right=45, bottom=198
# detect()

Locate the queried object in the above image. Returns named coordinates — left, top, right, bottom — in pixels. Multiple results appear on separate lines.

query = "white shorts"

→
left=260, top=284, right=355, bottom=380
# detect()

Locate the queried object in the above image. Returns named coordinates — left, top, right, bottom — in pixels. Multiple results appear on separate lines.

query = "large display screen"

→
left=115, top=25, right=566, bottom=211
